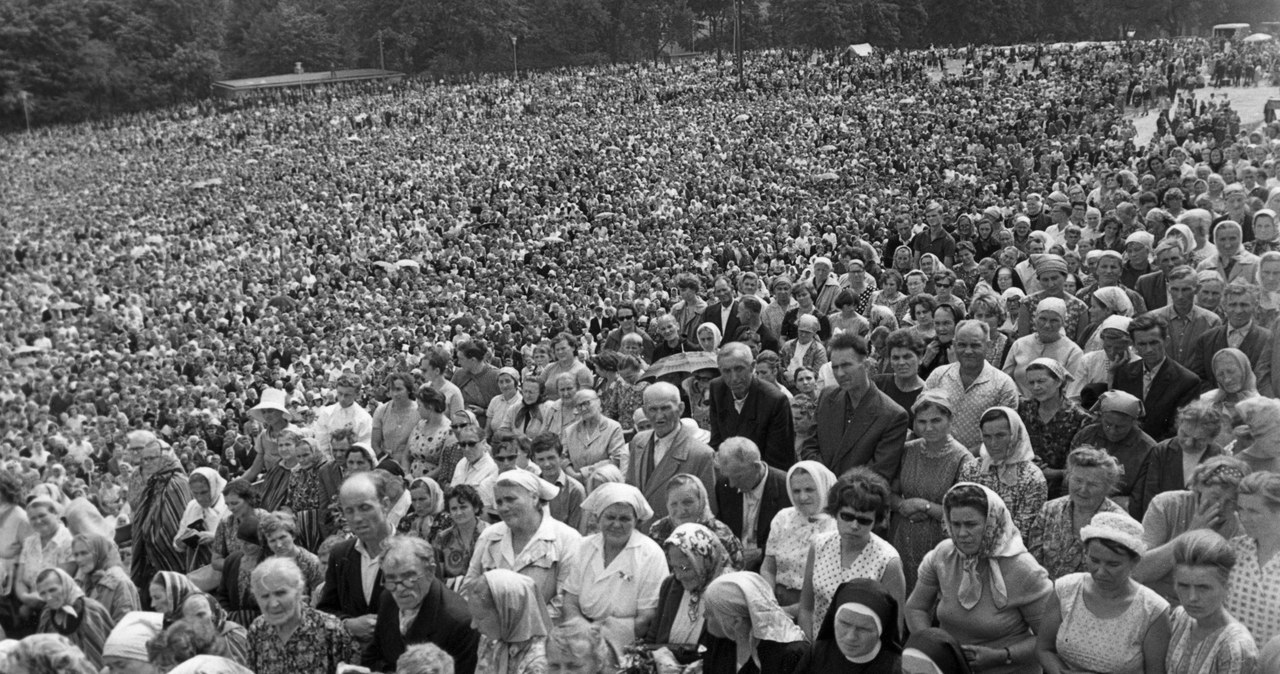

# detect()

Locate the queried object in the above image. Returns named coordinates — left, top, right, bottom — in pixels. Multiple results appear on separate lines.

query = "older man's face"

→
left=383, top=556, right=431, bottom=612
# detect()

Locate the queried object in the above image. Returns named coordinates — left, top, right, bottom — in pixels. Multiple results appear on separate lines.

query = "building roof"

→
left=212, top=69, right=405, bottom=94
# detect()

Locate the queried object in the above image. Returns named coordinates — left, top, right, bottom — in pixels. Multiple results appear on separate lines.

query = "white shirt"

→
left=740, top=466, right=769, bottom=552
left=314, top=402, right=373, bottom=453
left=652, top=429, right=677, bottom=468
left=355, top=537, right=382, bottom=604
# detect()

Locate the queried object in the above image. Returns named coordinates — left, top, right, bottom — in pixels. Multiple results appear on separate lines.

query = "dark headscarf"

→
left=902, top=627, right=973, bottom=674
left=805, top=579, right=901, bottom=674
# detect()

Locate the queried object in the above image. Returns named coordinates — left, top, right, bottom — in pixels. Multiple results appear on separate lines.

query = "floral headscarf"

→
left=943, top=483, right=1027, bottom=610
left=664, top=523, right=729, bottom=620
left=976, top=407, right=1035, bottom=487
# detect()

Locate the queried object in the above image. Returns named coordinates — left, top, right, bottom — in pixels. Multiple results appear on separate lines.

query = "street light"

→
left=377, top=30, right=386, bottom=70
left=19, top=90, right=30, bottom=134
left=511, top=35, right=518, bottom=79
left=733, top=0, right=743, bottom=90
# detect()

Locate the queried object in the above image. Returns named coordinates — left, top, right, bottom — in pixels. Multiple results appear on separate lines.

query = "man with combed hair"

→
left=364, top=536, right=479, bottom=674
left=247, top=557, right=359, bottom=674
left=628, top=382, right=716, bottom=523
left=712, top=437, right=790, bottom=571
left=1187, top=282, right=1272, bottom=395
left=708, top=342, right=795, bottom=470
left=1146, top=264, right=1222, bottom=369
left=314, top=373, right=373, bottom=454
left=799, top=333, right=908, bottom=481
left=319, top=472, right=394, bottom=642
left=923, top=320, right=1020, bottom=451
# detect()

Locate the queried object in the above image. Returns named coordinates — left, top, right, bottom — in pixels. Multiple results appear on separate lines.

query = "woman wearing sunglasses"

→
left=798, top=468, right=905, bottom=640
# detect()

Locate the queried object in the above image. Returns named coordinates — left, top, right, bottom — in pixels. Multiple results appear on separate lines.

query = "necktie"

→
left=643, top=433, right=656, bottom=485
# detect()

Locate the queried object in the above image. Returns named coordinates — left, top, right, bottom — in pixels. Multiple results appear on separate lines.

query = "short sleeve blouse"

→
left=766, top=508, right=837, bottom=591
left=809, top=530, right=899, bottom=630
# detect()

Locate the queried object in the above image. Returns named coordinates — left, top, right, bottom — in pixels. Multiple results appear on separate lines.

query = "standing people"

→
left=129, top=431, right=192, bottom=610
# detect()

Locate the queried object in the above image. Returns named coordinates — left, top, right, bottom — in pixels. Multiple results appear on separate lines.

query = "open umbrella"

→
left=395, top=259, right=421, bottom=269
left=11, top=345, right=47, bottom=356
left=1244, top=33, right=1273, bottom=43
left=372, top=260, right=398, bottom=272
left=814, top=172, right=840, bottom=182
left=51, top=301, right=82, bottom=311
left=641, top=351, right=719, bottom=382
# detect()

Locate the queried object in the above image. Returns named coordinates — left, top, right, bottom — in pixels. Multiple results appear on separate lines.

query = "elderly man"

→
left=810, top=257, right=843, bottom=315
left=247, top=557, right=359, bottom=674
left=1198, top=220, right=1259, bottom=285
left=1069, top=391, right=1158, bottom=519
left=1135, top=240, right=1186, bottom=311
left=727, top=295, right=780, bottom=353
left=1114, top=314, right=1202, bottom=442
left=628, top=382, right=716, bottom=522
left=319, top=472, right=395, bottom=643
left=712, top=437, right=790, bottom=571
left=314, top=374, right=374, bottom=456
left=923, top=320, right=1020, bottom=451
left=562, top=388, right=628, bottom=482
left=129, top=430, right=192, bottom=608
left=1187, top=282, right=1273, bottom=394
left=364, top=536, right=479, bottom=674
left=451, top=341, right=501, bottom=428
left=799, top=333, right=908, bottom=480
left=709, top=343, right=795, bottom=470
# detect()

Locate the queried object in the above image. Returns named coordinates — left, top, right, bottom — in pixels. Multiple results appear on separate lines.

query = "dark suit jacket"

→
left=799, top=385, right=908, bottom=481
left=645, top=576, right=700, bottom=662
left=714, top=466, right=790, bottom=569
left=1135, top=271, right=1167, bottom=311
left=363, top=577, right=480, bottom=674
left=1140, top=437, right=1226, bottom=515
left=317, top=538, right=385, bottom=620
left=1113, top=359, right=1202, bottom=441
left=629, top=424, right=717, bottom=524
left=709, top=377, right=796, bottom=470
left=1186, top=324, right=1273, bottom=395
left=701, top=301, right=741, bottom=344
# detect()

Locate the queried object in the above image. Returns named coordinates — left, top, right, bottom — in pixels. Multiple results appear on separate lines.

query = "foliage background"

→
left=0, top=0, right=1273, bottom=127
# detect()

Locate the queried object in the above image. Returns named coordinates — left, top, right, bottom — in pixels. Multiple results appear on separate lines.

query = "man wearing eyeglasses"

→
left=127, top=430, right=192, bottom=609
left=364, top=536, right=480, bottom=674
left=599, top=302, right=655, bottom=362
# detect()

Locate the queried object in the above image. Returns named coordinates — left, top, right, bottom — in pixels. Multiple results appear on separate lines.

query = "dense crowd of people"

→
left=3, top=32, right=1280, bottom=674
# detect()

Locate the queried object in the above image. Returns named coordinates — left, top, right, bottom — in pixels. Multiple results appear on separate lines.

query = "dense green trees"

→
left=0, top=0, right=1267, bottom=129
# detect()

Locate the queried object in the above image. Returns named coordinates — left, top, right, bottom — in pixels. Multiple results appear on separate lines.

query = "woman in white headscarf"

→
left=1002, top=297, right=1083, bottom=399
left=960, top=407, right=1048, bottom=536
left=701, top=572, right=808, bottom=674
left=1079, top=286, right=1134, bottom=352
left=467, top=569, right=551, bottom=674
left=174, top=467, right=227, bottom=573
left=35, top=567, right=115, bottom=668
left=563, top=483, right=669, bottom=655
left=762, top=461, right=839, bottom=616
left=906, top=483, right=1052, bottom=674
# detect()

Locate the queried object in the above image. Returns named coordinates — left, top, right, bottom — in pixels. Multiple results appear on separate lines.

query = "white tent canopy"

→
left=847, top=43, right=874, bottom=57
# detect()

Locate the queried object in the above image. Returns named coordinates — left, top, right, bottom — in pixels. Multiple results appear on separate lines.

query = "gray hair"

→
left=381, top=535, right=437, bottom=574
left=718, top=437, right=761, bottom=465
left=396, top=643, right=455, bottom=674
left=717, top=342, right=754, bottom=364
left=250, top=556, right=305, bottom=593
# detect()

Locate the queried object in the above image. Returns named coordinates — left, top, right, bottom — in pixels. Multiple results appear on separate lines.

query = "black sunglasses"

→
left=457, top=441, right=480, bottom=448
left=837, top=512, right=876, bottom=527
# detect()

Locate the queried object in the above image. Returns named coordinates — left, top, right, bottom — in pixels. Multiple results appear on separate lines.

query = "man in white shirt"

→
left=319, top=471, right=395, bottom=642
left=451, top=426, right=499, bottom=508
left=420, top=348, right=465, bottom=417
left=314, top=374, right=373, bottom=455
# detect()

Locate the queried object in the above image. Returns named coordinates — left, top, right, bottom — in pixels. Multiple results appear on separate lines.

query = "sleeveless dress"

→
left=1054, top=573, right=1169, bottom=674
left=890, top=437, right=974, bottom=591
left=809, top=530, right=899, bottom=631
left=1165, top=606, right=1258, bottom=674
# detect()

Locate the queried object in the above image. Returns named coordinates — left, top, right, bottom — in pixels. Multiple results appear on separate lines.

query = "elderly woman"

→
left=258, top=512, right=322, bottom=595
left=1231, top=396, right=1280, bottom=474
left=1164, top=530, right=1260, bottom=674
left=35, top=567, right=115, bottom=667
left=508, top=379, right=551, bottom=439
left=960, top=407, right=1048, bottom=536
left=175, top=467, right=227, bottom=574
left=1037, top=512, right=1171, bottom=674
left=701, top=572, right=808, bottom=674
left=1199, top=349, right=1259, bottom=448
left=1079, top=286, right=1134, bottom=352
left=798, top=579, right=902, bottom=674
left=150, top=570, right=199, bottom=625
left=1142, top=399, right=1228, bottom=513
left=762, top=461, right=838, bottom=615
left=245, top=557, right=358, bottom=674
left=346, top=443, right=380, bottom=475
left=1003, top=298, right=1084, bottom=399
left=906, top=483, right=1052, bottom=673
left=1200, top=221, right=1259, bottom=286
left=1016, top=254, right=1088, bottom=339
left=404, top=477, right=446, bottom=541
left=891, top=391, right=977, bottom=592
left=799, top=469, right=905, bottom=639
left=3, top=632, right=99, bottom=674
left=564, top=483, right=668, bottom=652
left=696, top=322, right=723, bottom=354
left=15, top=496, right=74, bottom=626
left=781, top=314, right=830, bottom=384
left=547, top=622, right=611, bottom=674
left=1136, top=456, right=1250, bottom=603
left=562, top=389, right=628, bottom=483
left=466, top=471, right=582, bottom=614
left=69, top=533, right=138, bottom=622
left=467, top=569, right=550, bottom=674
left=1225, top=471, right=1280, bottom=646
left=1027, top=447, right=1128, bottom=580
left=180, top=591, right=251, bottom=666
left=374, top=373, right=421, bottom=467
left=275, top=427, right=343, bottom=552
left=647, top=474, right=744, bottom=572
left=1016, top=358, right=1093, bottom=498
left=408, top=387, right=459, bottom=483
left=646, top=523, right=731, bottom=662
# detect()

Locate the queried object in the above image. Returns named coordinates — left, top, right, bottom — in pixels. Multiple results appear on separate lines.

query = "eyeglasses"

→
left=936, top=282, right=953, bottom=289
left=383, top=573, right=421, bottom=589
left=617, top=314, right=635, bottom=320
left=837, top=512, right=876, bottom=527
left=457, top=441, right=480, bottom=448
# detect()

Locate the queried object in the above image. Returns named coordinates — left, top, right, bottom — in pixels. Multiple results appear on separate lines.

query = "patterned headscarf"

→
left=154, top=570, right=200, bottom=627
left=943, top=483, right=1028, bottom=610
left=976, top=407, right=1035, bottom=487
left=664, top=523, right=730, bottom=620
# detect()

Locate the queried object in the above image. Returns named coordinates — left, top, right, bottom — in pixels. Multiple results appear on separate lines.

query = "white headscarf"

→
left=976, top=407, right=1035, bottom=487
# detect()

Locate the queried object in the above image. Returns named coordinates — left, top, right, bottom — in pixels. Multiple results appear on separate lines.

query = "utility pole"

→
left=511, top=35, right=518, bottom=79
left=20, top=90, right=30, bottom=134
left=378, top=31, right=386, bottom=70
left=734, top=0, right=743, bottom=90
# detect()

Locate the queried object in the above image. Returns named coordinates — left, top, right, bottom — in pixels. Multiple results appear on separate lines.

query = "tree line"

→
left=0, top=0, right=1268, bottom=129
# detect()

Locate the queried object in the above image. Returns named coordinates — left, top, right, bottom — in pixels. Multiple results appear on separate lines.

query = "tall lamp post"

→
left=733, top=0, right=743, bottom=90
left=377, top=30, right=386, bottom=70
left=20, top=90, right=30, bottom=134
left=511, top=35, right=518, bottom=79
